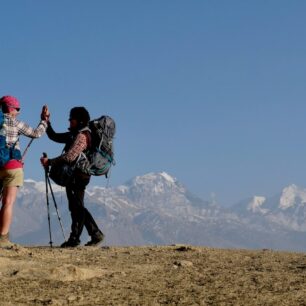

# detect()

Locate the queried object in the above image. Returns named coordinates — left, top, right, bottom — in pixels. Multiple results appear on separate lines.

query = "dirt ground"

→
left=0, top=244, right=306, bottom=305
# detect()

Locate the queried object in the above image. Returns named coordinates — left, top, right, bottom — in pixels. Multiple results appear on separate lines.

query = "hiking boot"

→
left=0, top=233, right=15, bottom=249
left=60, top=237, right=80, bottom=248
left=85, top=231, right=104, bottom=246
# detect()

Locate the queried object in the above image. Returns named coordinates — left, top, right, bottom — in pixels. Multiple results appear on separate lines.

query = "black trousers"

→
left=65, top=174, right=101, bottom=241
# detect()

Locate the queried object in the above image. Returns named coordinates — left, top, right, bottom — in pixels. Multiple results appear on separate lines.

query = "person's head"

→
left=69, top=106, right=90, bottom=130
left=0, top=95, right=21, bottom=115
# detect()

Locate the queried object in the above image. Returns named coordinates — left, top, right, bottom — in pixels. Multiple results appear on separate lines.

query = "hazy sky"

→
left=1, top=1, right=306, bottom=205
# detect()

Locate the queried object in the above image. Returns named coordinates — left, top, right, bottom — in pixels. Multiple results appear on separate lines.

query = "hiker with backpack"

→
left=40, top=106, right=104, bottom=248
left=0, top=95, right=49, bottom=249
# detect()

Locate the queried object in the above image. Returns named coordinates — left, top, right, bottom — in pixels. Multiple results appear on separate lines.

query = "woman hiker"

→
left=0, top=95, right=49, bottom=249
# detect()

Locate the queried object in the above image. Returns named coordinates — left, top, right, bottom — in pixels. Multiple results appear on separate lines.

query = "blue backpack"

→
left=0, top=106, right=21, bottom=167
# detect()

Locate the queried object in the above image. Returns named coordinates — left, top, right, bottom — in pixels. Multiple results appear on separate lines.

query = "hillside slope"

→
left=0, top=244, right=306, bottom=305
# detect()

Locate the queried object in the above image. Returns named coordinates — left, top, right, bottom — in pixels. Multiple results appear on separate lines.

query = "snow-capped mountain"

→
left=233, top=184, right=306, bottom=232
left=9, top=173, right=306, bottom=251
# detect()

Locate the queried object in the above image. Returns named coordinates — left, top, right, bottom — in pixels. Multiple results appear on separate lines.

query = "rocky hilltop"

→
left=0, top=244, right=305, bottom=305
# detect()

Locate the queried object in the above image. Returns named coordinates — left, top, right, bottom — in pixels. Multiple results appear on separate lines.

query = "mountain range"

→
left=10, top=172, right=306, bottom=252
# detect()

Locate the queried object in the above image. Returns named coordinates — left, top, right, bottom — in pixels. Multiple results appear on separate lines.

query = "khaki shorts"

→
left=0, top=168, right=24, bottom=188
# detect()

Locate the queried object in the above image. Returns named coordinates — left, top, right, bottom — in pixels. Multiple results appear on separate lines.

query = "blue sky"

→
left=1, top=1, right=306, bottom=205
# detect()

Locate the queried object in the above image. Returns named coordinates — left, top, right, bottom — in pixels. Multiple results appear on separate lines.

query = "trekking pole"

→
left=21, top=138, right=35, bottom=162
left=46, top=175, right=66, bottom=242
left=22, top=105, right=49, bottom=162
left=0, top=183, right=3, bottom=202
left=21, top=123, right=41, bottom=162
left=42, top=153, right=53, bottom=248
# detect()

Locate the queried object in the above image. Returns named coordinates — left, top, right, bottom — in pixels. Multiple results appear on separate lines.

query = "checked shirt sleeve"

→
left=49, top=133, right=88, bottom=165
left=16, top=120, right=48, bottom=138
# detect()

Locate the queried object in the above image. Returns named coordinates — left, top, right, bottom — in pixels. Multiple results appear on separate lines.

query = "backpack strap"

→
left=74, top=128, right=92, bottom=171
left=9, top=139, right=21, bottom=161
left=79, top=127, right=91, bottom=149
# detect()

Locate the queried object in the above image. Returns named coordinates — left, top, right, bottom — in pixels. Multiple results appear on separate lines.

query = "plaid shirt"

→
left=49, top=132, right=89, bottom=165
left=4, top=114, right=47, bottom=150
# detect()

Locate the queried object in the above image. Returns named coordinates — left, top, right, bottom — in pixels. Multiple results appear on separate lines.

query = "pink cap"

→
left=0, top=95, right=20, bottom=110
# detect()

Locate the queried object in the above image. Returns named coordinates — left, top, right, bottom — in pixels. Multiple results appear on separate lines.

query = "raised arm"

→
left=16, top=119, right=47, bottom=138
left=46, top=122, right=71, bottom=144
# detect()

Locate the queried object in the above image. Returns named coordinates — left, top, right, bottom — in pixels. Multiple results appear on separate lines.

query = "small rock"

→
left=33, top=299, right=53, bottom=305
left=173, top=245, right=192, bottom=252
left=11, top=270, right=19, bottom=276
left=181, top=260, right=193, bottom=267
left=101, top=246, right=110, bottom=250
left=173, top=260, right=193, bottom=267
left=67, top=295, right=77, bottom=302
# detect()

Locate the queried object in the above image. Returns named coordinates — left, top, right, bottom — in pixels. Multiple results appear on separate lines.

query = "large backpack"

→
left=77, top=115, right=116, bottom=177
left=0, top=105, right=21, bottom=167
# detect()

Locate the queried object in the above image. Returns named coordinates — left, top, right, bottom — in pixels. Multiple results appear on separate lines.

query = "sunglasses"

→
left=9, top=107, right=20, bottom=112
